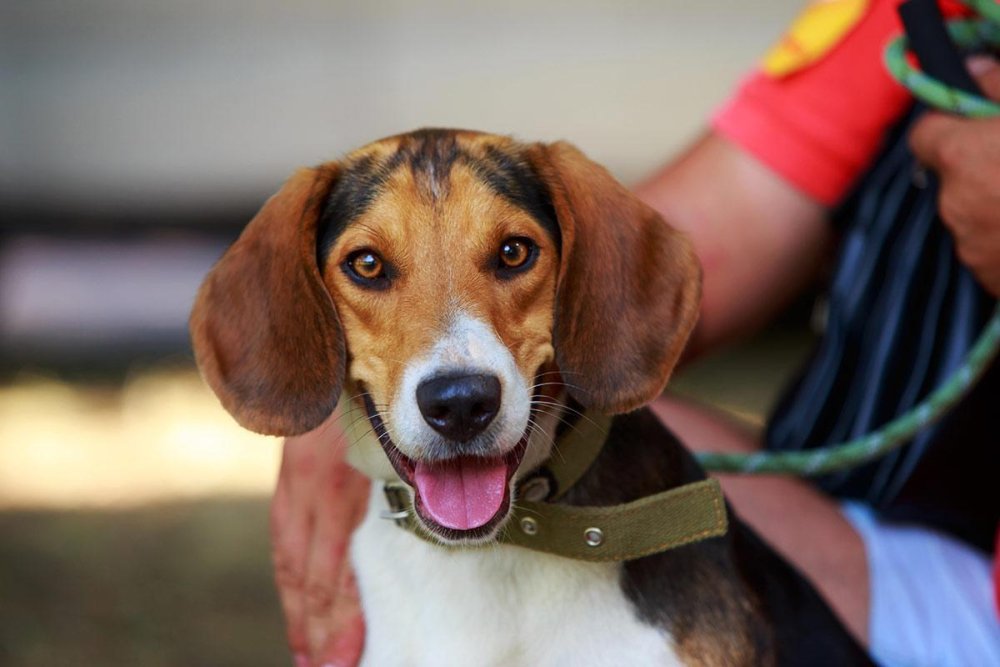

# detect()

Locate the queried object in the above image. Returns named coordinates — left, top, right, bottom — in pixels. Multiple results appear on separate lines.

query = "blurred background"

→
left=1, top=1, right=810, bottom=664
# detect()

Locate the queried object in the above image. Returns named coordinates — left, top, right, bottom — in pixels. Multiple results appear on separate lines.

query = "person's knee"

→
left=650, top=393, right=760, bottom=454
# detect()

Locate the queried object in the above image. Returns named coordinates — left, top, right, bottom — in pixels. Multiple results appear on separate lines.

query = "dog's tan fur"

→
left=190, top=129, right=873, bottom=667
left=191, top=129, right=701, bottom=438
left=324, top=140, right=560, bottom=418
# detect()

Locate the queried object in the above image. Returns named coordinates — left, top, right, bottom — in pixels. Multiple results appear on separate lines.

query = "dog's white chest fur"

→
left=352, top=487, right=684, bottom=667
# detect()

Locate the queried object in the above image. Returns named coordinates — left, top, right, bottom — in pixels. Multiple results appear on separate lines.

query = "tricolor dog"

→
left=190, top=129, right=871, bottom=666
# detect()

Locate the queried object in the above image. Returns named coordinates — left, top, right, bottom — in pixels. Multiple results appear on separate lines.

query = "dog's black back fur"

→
left=560, top=409, right=873, bottom=666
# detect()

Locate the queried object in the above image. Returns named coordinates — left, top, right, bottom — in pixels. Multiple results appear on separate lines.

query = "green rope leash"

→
left=697, top=0, right=1000, bottom=475
left=884, top=17, right=1000, bottom=116
left=697, top=306, right=1000, bottom=474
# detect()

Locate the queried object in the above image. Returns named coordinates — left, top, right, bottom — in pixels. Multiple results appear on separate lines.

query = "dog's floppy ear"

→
left=526, top=141, right=701, bottom=413
left=189, top=165, right=345, bottom=436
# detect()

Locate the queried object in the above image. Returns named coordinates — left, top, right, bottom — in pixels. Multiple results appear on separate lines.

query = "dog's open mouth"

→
left=362, top=393, right=529, bottom=540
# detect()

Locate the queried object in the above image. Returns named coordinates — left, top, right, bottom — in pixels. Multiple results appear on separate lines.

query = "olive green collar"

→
left=379, top=413, right=728, bottom=562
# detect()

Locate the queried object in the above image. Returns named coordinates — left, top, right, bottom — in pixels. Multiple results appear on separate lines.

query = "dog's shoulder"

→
left=561, top=409, right=872, bottom=666
left=728, top=521, right=874, bottom=666
left=560, top=409, right=773, bottom=665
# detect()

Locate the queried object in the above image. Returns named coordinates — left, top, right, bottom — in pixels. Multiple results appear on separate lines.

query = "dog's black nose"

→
left=416, top=373, right=501, bottom=442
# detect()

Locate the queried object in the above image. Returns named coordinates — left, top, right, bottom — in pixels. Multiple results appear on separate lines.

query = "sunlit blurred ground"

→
left=0, top=368, right=290, bottom=666
left=0, top=498, right=287, bottom=667
left=0, top=368, right=276, bottom=509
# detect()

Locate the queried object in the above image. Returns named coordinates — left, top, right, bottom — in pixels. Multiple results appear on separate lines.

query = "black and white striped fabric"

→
left=764, top=107, right=999, bottom=553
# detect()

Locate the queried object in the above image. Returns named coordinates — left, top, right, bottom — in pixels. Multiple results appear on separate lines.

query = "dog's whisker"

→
left=526, top=414, right=567, bottom=465
left=346, top=425, right=379, bottom=450
left=527, top=404, right=573, bottom=426
left=548, top=383, right=594, bottom=399
left=344, top=416, right=376, bottom=439
left=531, top=399, right=606, bottom=433
left=340, top=426, right=372, bottom=446
left=530, top=399, right=585, bottom=418
left=529, top=406, right=596, bottom=449
left=527, top=428, right=564, bottom=466
left=533, top=369, right=587, bottom=378
left=527, top=381, right=572, bottom=392
left=326, top=408, right=367, bottom=432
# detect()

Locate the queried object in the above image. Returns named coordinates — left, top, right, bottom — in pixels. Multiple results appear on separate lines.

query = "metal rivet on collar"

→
left=584, top=527, right=604, bottom=547
left=520, top=516, right=539, bottom=536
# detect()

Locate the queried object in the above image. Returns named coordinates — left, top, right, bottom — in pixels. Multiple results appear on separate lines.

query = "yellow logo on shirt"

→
left=762, top=0, right=870, bottom=77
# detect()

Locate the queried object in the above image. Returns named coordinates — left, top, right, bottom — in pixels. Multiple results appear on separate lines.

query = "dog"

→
left=190, top=129, right=872, bottom=666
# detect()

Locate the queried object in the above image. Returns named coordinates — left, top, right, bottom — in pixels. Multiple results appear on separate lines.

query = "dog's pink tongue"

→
left=413, top=457, right=507, bottom=530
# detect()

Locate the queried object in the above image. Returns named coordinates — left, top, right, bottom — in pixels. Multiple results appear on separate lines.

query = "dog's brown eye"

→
left=344, top=250, right=391, bottom=289
left=498, top=238, right=536, bottom=273
left=500, top=240, right=528, bottom=267
left=352, top=252, right=383, bottom=278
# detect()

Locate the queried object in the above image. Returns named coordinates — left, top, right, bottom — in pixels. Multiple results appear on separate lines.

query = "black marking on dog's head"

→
left=401, top=128, right=462, bottom=203
left=316, top=150, right=406, bottom=266
left=317, top=130, right=560, bottom=268
left=463, top=144, right=560, bottom=253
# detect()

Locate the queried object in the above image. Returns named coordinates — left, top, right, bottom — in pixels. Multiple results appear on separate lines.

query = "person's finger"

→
left=908, top=111, right=963, bottom=171
left=304, top=461, right=369, bottom=659
left=272, top=433, right=324, bottom=658
left=967, top=55, right=1000, bottom=102
left=315, top=570, right=366, bottom=667
left=910, top=56, right=1000, bottom=171
left=271, top=473, right=308, bottom=667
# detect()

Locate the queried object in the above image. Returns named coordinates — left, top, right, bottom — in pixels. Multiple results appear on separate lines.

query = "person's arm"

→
left=655, top=0, right=998, bottom=358
left=635, top=132, right=833, bottom=361
left=638, top=133, right=872, bottom=642
left=639, top=0, right=958, bottom=360
left=271, top=408, right=369, bottom=667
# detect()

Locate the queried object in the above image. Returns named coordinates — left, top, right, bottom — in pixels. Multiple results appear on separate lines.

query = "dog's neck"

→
left=346, top=392, right=724, bottom=562
left=348, top=404, right=739, bottom=667
left=560, top=408, right=705, bottom=507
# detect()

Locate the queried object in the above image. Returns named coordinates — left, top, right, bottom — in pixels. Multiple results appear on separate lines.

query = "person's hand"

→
left=271, top=408, right=370, bottom=667
left=909, top=56, right=1000, bottom=298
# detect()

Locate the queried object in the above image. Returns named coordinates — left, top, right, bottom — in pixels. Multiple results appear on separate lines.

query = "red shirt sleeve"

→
left=712, top=0, right=968, bottom=206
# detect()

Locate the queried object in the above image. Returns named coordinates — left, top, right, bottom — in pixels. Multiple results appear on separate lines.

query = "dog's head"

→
left=190, top=129, right=699, bottom=542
